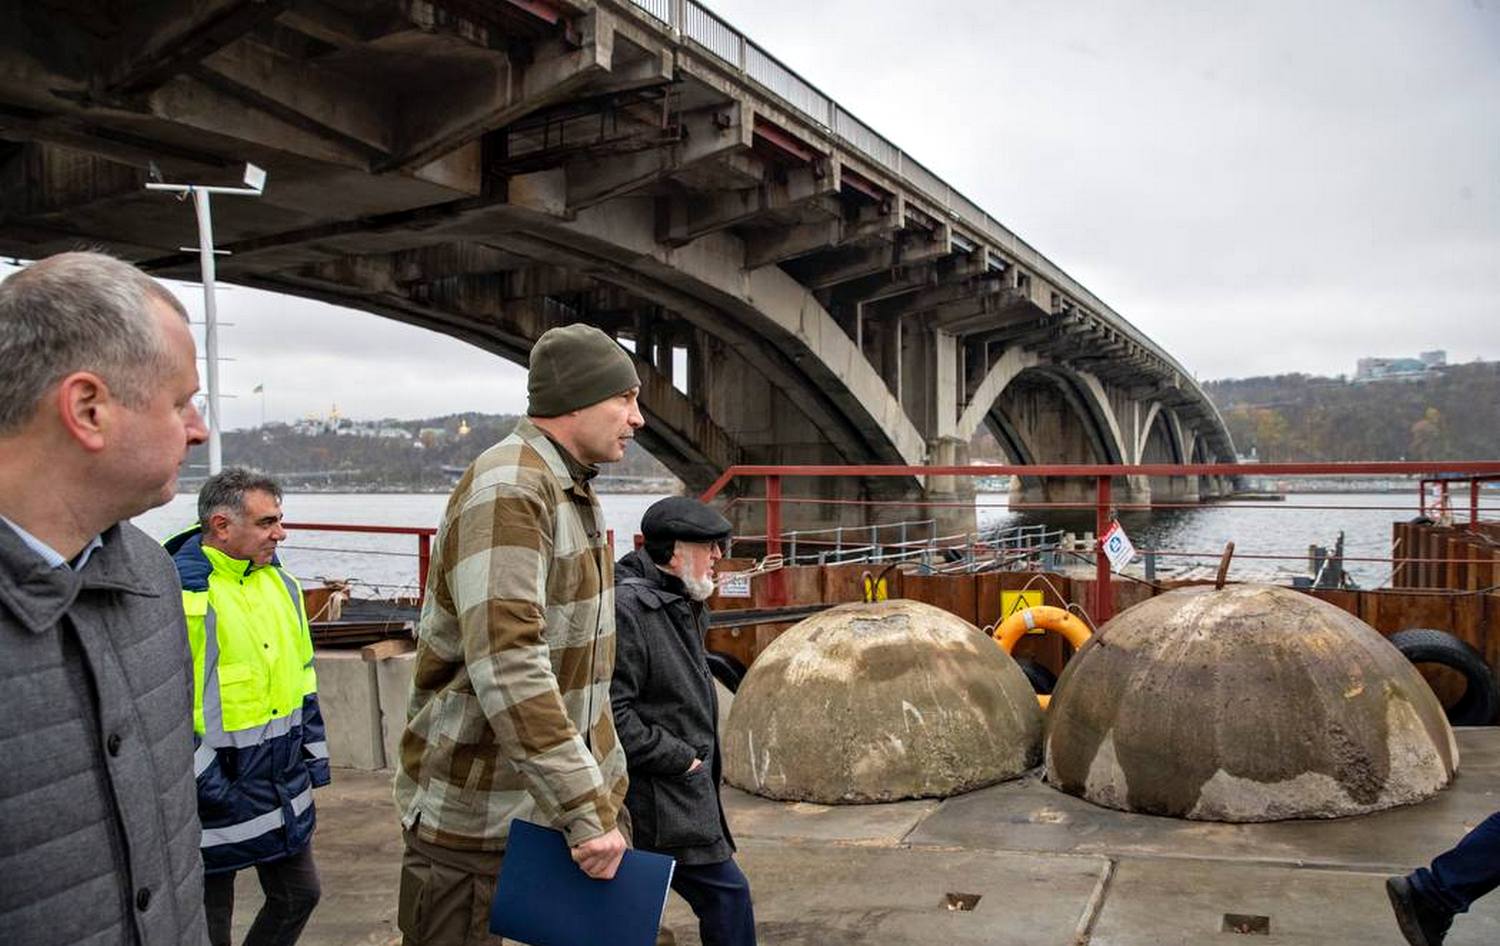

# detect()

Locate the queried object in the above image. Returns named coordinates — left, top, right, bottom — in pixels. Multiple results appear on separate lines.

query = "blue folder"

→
left=489, top=819, right=676, bottom=946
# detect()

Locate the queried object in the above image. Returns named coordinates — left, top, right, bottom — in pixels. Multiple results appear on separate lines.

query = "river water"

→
left=132, top=490, right=1440, bottom=594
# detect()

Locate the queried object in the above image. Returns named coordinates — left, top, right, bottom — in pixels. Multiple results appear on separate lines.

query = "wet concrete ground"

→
left=231, top=729, right=1500, bottom=945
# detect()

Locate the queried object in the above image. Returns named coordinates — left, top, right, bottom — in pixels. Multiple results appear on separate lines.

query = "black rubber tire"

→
left=1015, top=657, right=1057, bottom=696
left=706, top=651, right=747, bottom=693
left=1389, top=628, right=1500, bottom=727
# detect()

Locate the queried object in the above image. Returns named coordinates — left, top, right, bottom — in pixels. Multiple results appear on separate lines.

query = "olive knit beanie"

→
left=526, top=324, right=641, bottom=417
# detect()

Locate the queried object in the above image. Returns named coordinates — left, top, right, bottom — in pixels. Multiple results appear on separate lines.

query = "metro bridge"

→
left=0, top=0, right=1236, bottom=533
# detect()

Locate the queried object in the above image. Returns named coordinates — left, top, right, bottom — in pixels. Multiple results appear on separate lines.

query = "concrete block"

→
left=375, top=651, right=416, bottom=771
left=314, top=649, right=384, bottom=770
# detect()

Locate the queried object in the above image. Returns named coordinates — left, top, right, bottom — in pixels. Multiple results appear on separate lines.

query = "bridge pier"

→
left=920, top=436, right=979, bottom=542
left=1152, top=475, right=1201, bottom=505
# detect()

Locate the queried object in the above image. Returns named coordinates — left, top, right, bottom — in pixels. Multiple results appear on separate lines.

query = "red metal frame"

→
left=284, top=522, right=437, bottom=600
left=1417, top=474, right=1500, bottom=524
left=699, top=461, right=1500, bottom=626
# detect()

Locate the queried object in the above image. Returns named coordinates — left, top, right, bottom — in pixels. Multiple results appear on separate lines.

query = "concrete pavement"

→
left=228, top=730, right=1500, bottom=945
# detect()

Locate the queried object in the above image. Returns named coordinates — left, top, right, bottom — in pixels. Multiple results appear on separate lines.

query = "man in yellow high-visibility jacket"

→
left=166, top=468, right=328, bottom=946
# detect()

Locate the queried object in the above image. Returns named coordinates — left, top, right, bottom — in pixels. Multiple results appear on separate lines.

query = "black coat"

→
left=611, top=548, right=734, bottom=865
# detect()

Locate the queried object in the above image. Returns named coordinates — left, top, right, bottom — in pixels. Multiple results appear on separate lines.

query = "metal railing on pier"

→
left=699, top=460, right=1500, bottom=622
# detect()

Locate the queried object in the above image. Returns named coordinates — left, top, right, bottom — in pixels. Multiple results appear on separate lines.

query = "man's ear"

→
left=207, top=511, right=235, bottom=540
left=55, top=372, right=110, bottom=452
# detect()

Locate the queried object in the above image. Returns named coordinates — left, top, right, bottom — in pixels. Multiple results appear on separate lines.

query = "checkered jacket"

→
left=395, top=418, right=627, bottom=851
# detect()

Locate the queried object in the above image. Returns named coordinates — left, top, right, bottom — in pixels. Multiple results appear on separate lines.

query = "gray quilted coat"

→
left=0, top=520, right=208, bottom=945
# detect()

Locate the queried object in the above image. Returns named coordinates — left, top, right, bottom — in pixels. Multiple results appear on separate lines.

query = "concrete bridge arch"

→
left=0, top=0, right=1238, bottom=535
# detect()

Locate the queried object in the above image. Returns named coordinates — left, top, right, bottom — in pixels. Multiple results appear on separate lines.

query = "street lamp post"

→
left=145, top=163, right=266, bottom=475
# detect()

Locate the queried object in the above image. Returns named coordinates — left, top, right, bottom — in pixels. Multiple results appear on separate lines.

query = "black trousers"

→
left=671, top=857, right=757, bottom=946
left=203, top=843, right=322, bottom=946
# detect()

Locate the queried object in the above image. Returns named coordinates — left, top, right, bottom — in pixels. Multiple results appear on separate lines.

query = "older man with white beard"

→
left=611, top=497, right=756, bottom=946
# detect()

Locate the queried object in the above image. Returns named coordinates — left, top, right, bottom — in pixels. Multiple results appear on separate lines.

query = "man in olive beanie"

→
left=396, top=323, right=644, bottom=945
left=527, top=322, right=643, bottom=419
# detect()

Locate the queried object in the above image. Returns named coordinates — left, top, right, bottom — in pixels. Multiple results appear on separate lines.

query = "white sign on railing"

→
left=1101, top=521, right=1137, bottom=572
left=717, top=571, right=753, bottom=598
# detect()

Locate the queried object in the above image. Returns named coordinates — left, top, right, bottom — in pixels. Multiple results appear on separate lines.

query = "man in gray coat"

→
left=612, top=497, right=756, bottom=946
left=0, top=252, right=211, bottom=945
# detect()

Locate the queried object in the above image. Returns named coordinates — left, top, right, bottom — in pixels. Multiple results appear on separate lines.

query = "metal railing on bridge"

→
left=619, top=0, right=1186, bottom=378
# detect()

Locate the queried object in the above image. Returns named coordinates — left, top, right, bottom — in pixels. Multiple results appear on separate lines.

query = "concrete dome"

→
left=723, top=599, right=1043, bottom=803
left=1045, top=584, right=1458, bottom=821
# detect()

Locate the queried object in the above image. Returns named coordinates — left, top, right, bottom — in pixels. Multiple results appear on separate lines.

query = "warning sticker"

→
left=1001, top=590, right=1045, bottom=632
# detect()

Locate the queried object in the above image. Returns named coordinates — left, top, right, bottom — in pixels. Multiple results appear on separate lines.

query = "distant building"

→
left=1354, top=351, right=1446, bottom=383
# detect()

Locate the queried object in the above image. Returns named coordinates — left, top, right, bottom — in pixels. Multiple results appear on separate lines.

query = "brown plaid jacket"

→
left=394, top=418, right=627, bottom=851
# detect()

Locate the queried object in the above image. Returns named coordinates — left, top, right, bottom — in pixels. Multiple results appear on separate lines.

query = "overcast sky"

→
left=4, top=0, right=1496, bottom=428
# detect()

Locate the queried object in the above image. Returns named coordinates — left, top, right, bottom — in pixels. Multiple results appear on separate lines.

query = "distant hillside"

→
left=186, top=413, right=677, bottom=491
left=1203, top=362, right=1500, bottom=461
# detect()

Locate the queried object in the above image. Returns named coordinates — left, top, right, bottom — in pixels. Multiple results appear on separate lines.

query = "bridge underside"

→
left=0, top=0, right=1235, bottom=537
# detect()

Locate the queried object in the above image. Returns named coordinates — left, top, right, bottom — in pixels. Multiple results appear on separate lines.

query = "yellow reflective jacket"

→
left=166, top=528, right=328, bottom=873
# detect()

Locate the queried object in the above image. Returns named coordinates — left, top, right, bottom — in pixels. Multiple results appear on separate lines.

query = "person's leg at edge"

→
left=243, top=842, right=322, bottom=946
left=203, top=868, right=238, bottom=946
left=1412, top=811, right=1500, bottom=915
left=670, top=858, right=756, bottom=946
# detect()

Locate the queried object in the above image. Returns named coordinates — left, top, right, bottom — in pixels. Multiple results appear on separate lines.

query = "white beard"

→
left=682, top=573, right=715, bottom=602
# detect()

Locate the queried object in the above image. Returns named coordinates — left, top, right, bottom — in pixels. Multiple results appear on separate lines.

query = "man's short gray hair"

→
left=0, top=251, right=189, bottom=435
left=198, top=467, right=284, bottom=528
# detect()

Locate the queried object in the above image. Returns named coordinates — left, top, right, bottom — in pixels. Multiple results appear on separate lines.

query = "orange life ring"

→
left=992, top=606, right=1092, bottom=709
left=992, top=605, right=1093, bottom=654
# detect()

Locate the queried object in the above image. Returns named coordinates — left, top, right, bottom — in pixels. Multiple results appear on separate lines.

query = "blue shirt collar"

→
left=0, top=515, right=103, bottom=571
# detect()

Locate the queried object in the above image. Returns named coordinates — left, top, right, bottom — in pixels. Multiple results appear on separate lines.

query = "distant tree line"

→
left=186, top=412, right=676, bottom=491
left=187, top=363, right=1499, bottom=485
left=967, top=362, right=1498, bottom=463
left=1204, top=362, right=1500, bottom=461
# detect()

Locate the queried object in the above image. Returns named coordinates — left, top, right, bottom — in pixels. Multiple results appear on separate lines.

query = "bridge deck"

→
left=235, top=728, right=1500, bottom=944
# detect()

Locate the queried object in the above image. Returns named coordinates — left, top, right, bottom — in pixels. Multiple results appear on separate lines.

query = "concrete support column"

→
left=923, top=435, right=977, bottom=539
left=1153, top=476, right=1201, bottom=504
left=1122, top=474, right=1152, bottom=507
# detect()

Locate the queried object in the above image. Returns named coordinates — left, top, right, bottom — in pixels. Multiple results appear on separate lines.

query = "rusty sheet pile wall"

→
left=707, top=560, right=1500, bottom=696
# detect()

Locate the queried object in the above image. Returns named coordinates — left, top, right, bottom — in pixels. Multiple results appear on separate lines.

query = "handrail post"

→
left=417, top=532, right=432, bottom=604
left=765, top=475, right=786, bottom=606
left=1471, top=478, right=1481, bottom=527
left=1095, top=475, right=1114, bottom=624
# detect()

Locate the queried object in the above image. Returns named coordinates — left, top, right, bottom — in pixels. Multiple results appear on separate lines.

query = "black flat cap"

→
left=641, top=496, right=732, bottom=545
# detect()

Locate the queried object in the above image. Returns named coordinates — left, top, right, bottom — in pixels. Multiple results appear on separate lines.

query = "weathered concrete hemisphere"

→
left=1044, top=584, right=1459, bottom=821
left=723, top=599, right=1043, bottom=803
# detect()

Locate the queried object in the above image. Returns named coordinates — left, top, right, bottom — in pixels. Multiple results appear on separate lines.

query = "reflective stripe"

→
left=193, top=742, right=217, bottom=777
left=199, top=787, right=313, bottom=848
left=201, top=603, right=226, bottom=741
left=209, top=708, right=306, bottom=749
left=274, top=568, right=304, bottom=624
left=304, top=741, right=329, bottom=760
